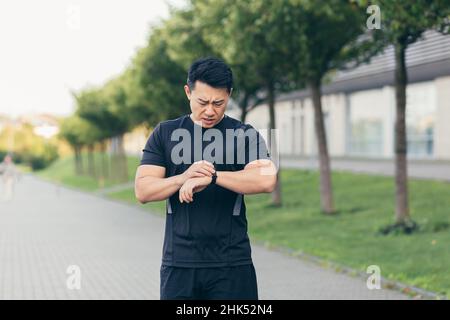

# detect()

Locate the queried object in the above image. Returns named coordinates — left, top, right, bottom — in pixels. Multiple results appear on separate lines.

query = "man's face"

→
left=184, top=81, right=230, bottom=128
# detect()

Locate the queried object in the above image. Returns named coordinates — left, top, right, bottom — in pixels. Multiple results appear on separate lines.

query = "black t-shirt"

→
left=140, top=114, right=270, bottom=267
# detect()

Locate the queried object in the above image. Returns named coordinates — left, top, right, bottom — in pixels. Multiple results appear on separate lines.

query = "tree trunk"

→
left=309, top=79, right=334, bottom=214
left=110, top=137, right=118, bottom=182
left=267, top=82, right=282, bottom=206
left=87, top=145, right=96, bottom=178
left=74, top=146, right=83, bottom=175
left=111, top=134, right=128, bottom=183
left=240, top=93, right=249, bottom=123
left=394, top=42, right=410, bottom=223
left=100, top=140, right=109, bottom=180
left=119, top=134, right=129, bottom=183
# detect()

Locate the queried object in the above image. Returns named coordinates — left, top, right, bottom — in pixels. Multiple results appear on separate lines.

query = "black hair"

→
left=187, top=57, right=233, bottom=93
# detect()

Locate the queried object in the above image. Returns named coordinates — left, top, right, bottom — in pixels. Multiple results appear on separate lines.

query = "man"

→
left=135, top=57, right=277, bottom=300
left=0, top=154, right=19, bottom=202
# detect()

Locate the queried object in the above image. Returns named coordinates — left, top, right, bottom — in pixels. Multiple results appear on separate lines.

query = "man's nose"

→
left=204, top=105, right=215, bottom=116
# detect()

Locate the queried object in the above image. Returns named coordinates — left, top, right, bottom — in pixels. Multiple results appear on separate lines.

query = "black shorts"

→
left=160, top=264, right=258, bottom=300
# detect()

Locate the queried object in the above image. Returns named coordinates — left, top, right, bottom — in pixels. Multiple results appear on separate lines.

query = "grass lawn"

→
left=37, top=155, right=450, bottom=297
left=36, top=153, right=140, bottom=191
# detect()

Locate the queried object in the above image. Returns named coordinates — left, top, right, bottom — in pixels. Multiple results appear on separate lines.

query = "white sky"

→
left=0, top=0, right=185, bottom=118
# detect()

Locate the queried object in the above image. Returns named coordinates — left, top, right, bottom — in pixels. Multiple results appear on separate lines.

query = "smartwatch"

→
left=211, top=170, right=217, bottom=185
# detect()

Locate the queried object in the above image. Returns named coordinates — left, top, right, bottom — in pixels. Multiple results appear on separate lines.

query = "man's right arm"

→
left=135, top=165, right=184, bottom=204
left=135, top=161, right=216, bottom=204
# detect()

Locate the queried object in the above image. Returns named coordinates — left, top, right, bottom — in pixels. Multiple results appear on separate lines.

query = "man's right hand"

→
left=180, top=160, right=215, bottom=184
left=135, top=161, right=215, bottom=204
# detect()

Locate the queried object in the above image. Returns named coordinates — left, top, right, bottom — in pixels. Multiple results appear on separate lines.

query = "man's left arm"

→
left=215, top=159, right=277, bottom=194
left=179, top=159, right=277, bottom=203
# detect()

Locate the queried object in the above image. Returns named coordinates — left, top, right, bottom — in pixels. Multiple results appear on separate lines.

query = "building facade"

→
left=227, top=31, right=450, bottom=160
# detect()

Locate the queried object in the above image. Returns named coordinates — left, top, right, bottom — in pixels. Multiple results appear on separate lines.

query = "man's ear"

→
left=184, top=85, right=191, bottom=100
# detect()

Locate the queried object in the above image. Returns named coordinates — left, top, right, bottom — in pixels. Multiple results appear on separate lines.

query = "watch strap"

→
left=211, top=170, right=217, bottom=185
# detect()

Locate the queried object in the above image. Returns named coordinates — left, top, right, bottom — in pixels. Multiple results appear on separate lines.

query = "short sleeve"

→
left=246, top=126, right=271, bottom=165
left=140, top=123, right=167, bottom=167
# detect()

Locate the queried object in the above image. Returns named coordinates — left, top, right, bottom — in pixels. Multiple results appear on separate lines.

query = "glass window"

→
left=406, top=82, right=436, bottom=158
left=347, top=89, right=386, bottom=157
left=349, top=119, right=384, bottom=156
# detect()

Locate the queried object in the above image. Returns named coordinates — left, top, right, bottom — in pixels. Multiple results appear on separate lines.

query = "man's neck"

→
left=189, top=113, right=225, bottom=126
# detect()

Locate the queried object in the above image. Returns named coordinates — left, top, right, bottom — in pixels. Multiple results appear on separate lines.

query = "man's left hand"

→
left=179, top=176, right=212, bottom=203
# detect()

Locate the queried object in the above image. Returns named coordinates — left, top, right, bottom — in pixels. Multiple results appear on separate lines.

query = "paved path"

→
left=282, top=156, right=450, bottom=181
left=0, top=175, right=408, bottom=299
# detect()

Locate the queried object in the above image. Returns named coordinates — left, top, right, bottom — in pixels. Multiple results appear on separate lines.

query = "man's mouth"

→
left=202, top=118, right=214, bottom=124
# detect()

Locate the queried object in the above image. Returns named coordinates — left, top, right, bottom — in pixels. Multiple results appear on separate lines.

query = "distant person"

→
left=135, top=57, right=277, bottom=300
left=0, top=154, right=19, bottom=202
